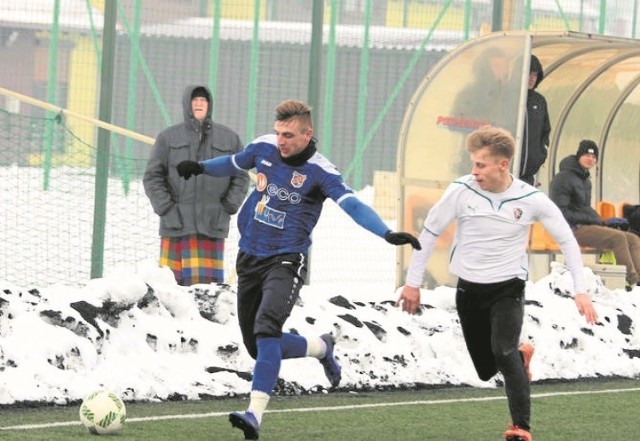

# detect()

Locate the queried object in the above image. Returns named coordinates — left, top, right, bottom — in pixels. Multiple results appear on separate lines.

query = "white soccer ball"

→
left=79, top=390, right=127, bottom=435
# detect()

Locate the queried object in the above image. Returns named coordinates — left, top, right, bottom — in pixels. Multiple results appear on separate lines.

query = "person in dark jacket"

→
left=550, top=140, right=640, bottom=287
left=143, top=84, right=250, bottom=285
left=519, top=55, right=551, bottom=186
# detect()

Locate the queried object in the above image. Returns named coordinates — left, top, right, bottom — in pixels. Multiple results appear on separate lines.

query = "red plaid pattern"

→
left=159, top=234, right=224, bottom=285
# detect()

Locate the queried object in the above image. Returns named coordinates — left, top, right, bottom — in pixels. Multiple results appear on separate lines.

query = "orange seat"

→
left=528, top=222, right=561, bottom=252
left=528, top=201, right=621, bottom=254
left=527, top=222, right=599, bottom=254
left=597, top=200, right=616, bottom=221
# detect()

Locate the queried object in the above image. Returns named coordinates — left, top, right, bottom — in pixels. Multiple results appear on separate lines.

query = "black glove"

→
left=177, top=160, right=204, bottom=179
left=384, top=231, right=421, bottom=250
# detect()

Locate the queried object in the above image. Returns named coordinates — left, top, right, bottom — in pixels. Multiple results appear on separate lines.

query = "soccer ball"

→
left=79, top=390, right=127, bottom=435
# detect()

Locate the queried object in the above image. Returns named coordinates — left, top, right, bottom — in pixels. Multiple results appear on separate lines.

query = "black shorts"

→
left=235, top=251, right=308, bottom=358
left=456, top=277, right=525, bottom=380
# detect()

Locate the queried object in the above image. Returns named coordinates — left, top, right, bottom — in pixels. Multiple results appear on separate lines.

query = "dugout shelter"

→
left=397, top=31, right=640, bottom=288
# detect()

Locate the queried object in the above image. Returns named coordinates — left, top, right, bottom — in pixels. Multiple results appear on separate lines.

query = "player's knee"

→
left=244, top=338, right=258, bottom=359
left=254, top=320, right=282, bottom=340
left=477, top=368, right=496, bottom=381
left=493, top=348, right=522, bottom=377
left=474, top=359, right=498, bottom=381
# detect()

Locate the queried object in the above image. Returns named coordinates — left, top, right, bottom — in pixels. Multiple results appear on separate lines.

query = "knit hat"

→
left=191, top=86, right=210, bottom=102
left=576, top=139, right=599, bottom=160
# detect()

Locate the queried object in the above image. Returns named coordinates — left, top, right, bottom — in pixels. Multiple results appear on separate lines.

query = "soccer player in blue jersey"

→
left=177, top=99, right=420, bottom=440
left=396, top=126, right=598, bottom=441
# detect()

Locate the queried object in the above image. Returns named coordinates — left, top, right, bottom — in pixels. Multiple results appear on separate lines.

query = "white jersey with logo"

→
left=405, top=175, right=585, bottom=293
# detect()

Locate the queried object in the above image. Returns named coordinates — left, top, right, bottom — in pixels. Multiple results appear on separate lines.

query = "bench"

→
left=527, top=200, right=617, bottom=254
left=527, top=200, right=627, bottom=289
left=527, top=221, right=599, bottom=255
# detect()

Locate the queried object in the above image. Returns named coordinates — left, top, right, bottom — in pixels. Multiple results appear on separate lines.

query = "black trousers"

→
left=235, top=251, right=307, bottom=359
left=456, top=277, right=530, bottom=430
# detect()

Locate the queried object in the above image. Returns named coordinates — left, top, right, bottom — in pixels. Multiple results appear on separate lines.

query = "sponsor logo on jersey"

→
left=255, top=173, right=301, bottom=205
left=254, top=194, right=286, bottom=229
left=266, top=183, right=302, bottom=204
left=260, top=159, right=273, bottom=167
left=255, top=194, right=270, bottom=215
left=290, top=171, right=307, bottom=188
left=255, top=173, right=268, bottom=191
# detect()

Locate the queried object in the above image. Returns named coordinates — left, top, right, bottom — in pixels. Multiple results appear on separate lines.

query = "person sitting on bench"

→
left=550, top=139, right=640, bottom=289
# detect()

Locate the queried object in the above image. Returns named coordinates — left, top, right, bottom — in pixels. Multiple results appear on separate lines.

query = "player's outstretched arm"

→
left=177, top=155, right=239, bottom=179
left=574, top=292, right=598, bottom=324
left=339, top=197, right=420, bottom=249
left=397, top=228, right=437, bottom=313
left=396, top=285, right=421, bottom=315
left=384, top=231, right=421, bottom=249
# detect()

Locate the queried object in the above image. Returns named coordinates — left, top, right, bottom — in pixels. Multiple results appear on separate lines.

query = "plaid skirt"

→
left=159, top=234, right=225, bottom=286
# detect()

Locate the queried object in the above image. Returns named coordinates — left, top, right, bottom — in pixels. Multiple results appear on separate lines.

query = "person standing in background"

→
left=144, top=84, right=250, bottom=286
left=519, top=55, right=551, bottom=186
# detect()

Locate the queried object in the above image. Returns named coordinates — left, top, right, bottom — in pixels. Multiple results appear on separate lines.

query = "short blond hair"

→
left=466, top=125, right=515, bottom=159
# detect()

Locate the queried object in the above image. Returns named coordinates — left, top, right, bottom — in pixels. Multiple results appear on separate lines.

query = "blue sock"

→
left=252, top=337, right=281, bottom=394
left=280, top=332, right=307, bottom=359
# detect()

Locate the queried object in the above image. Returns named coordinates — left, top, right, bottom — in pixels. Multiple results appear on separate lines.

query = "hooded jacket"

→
left=549, top=155, right=602, bottom=227
left=143, top=84, right=250, bottom=238
left=519, top=55, right=551, bottom=184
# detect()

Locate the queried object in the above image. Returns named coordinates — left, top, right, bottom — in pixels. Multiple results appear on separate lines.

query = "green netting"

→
left=2, top=0, right=640, bottom=287
left=0, top=108, right=161, bottom=287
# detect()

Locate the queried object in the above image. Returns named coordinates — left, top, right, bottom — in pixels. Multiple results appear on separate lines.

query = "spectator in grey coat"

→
left=143, top=84, right=250, bottom=285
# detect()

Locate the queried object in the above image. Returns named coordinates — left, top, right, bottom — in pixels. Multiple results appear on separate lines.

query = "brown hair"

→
left=275, top=99, right=313, bottom=130
left=466, top=125, right=515, bottom=159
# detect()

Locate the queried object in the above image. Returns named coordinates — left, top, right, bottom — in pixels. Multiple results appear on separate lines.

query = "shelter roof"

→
left=140, top=17, right=466, bottom=51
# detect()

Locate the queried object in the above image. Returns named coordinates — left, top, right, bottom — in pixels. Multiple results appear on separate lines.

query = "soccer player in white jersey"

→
left=396, top=125, right=598, bottom=441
